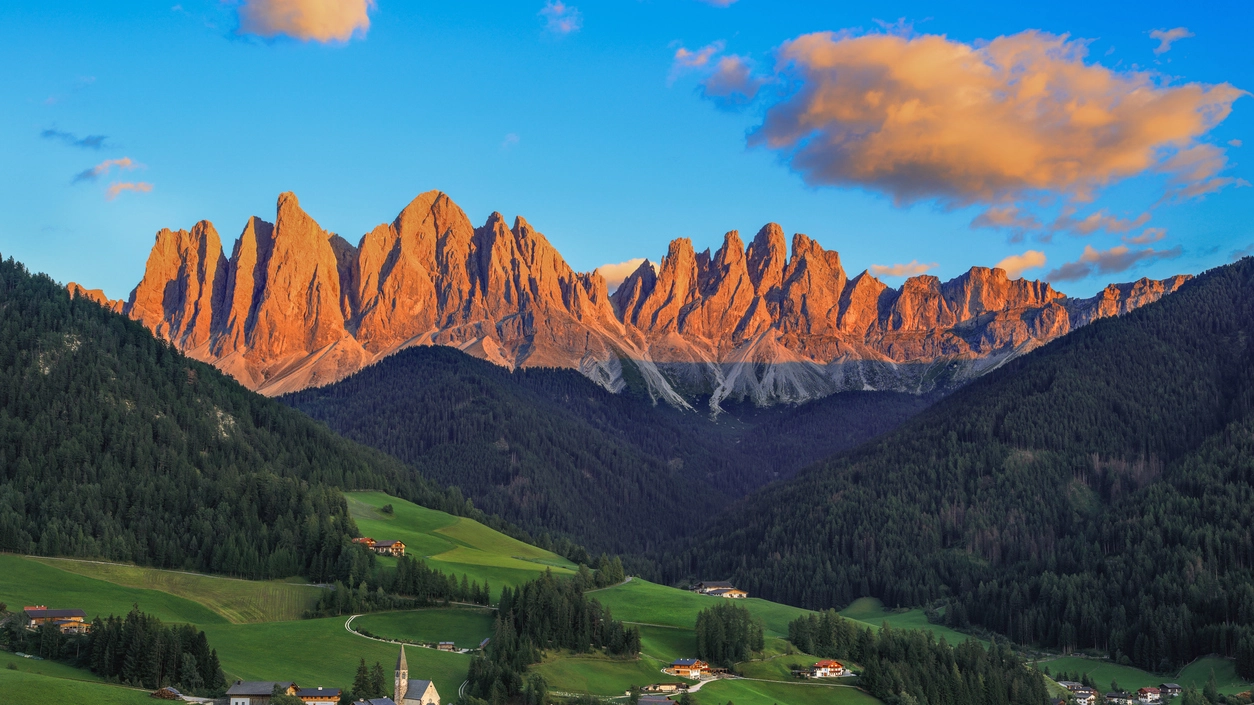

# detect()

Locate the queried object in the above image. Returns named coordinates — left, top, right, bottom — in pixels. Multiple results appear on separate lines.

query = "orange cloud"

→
left=1046, top=243, right=1181, bottom=282
left=1150, top=27, right=1193, bottom=55
left=748, top=30, right=1245, bottom=206
left=869, top=260, right=936, bottom=277
left=73, top=157, right=142, bottom=183
left=105, top=182, right=153, bottom=201
left=1124, top=227, right=1166, bottom=244
left=1050, top=209, right=1150, bottom=236
left=702, top=55, right=764, bottom=104
left=994, top=251, right=1047, bottom=278
left=595, top=258, right=648, bottom=293
left=237, top=0, right=373, bottom=43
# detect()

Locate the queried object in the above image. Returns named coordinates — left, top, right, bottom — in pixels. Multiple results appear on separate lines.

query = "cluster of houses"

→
left=22, top=605, right=90, bottom=635
left=222, top=648, right=438, bottom=705
left=352, top=537, right=407, bottom=557
left=1057, top=681, right=1183, bottom=704
left=692, top=581, right=748, bottom=599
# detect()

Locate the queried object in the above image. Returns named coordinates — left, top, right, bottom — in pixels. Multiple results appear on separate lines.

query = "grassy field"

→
left=692, top=678, right=880, bottom=705
left=352, top=607, right=495, bottom=648
left=840, top=597, right=985, bottom=646
left=31, top=557, right=321, bottom=623
left=1038, top=654, right=1250, bottom=695
left=0, top=668, right=153, bottom=704
left=347, top=491, right=576, bottom=600
left=532, top=653, right=668, bottom=696
left=0, top=649, right=109, bottom=682
left=0, top=554, right=226, bottom=625
left=637, top=625, right=698, bottom=663
left=202, top=617, right=470, bottom=698
left=592, top=579, right=812, bottom=637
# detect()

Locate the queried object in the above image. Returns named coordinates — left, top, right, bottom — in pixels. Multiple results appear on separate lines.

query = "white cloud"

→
left=994, top=251, right=1047, bottom=278
left=869, top=260, right=937, bottom=277
left=595, top=258, right=647, bottom=293
left=540, top=1, right=582, bottom=35
left=1150, top=27, right=1193, bottom=55
left=73, top=157, right=143, bottom=184
left=105, top=182, right=153, bottom=201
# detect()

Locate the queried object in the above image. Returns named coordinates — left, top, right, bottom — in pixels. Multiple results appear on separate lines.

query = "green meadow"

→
left=591, top=578, right=812, bottom=637
left=692, top=677, right=881, bottom=705
left=31, top=557, right=321, bottom=623
left=0, top=553, right=225, bottom=625
left=0, top=667, right=153, bottom=704
left=347, top=491, right=577, bottom=600
left=532, top=653, right=668, bottom=696
left=1038, top=654, right=1250, bottom=695
left=839, top=597, right=986, bottom=646
left=352, top=607, right=496, bottom=648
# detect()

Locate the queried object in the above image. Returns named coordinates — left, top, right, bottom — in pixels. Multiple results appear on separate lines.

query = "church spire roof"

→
left=396, top=644, right=407, bottom=672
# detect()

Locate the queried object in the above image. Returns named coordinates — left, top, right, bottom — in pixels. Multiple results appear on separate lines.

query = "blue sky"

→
left=0, top=0, right=1250, bottom=299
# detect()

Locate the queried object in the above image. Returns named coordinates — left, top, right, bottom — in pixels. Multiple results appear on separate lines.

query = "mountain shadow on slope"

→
left=0, top=256, right=525, bottom=581
left=281, top=345, right=932, bottom=555
left=684, top=257, right=1254, bottom=678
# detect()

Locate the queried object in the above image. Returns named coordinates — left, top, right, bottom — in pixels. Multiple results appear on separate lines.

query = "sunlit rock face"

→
left=75, top=190, right=1190, bottom=410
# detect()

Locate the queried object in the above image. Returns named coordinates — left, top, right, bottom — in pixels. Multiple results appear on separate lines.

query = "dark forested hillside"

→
left=0, top=257, right=509, bottom=580
left=686, top=257, right=1254, bottom=677
left=282, top=345, right=930, bottom=555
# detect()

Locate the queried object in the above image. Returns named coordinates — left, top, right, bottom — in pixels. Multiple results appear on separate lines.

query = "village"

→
left=1056, top=680, right=1186, bottom=705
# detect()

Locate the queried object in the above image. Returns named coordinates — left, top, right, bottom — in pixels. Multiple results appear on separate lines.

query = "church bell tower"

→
left=395, top=645, right=409, bottom=702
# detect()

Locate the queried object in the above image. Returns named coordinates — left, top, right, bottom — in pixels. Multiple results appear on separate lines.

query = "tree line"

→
left=2, top=605, right=225, bottom=696
left=463, top=569, right=640, bottom=704
left=790, top=610, right=1048, bottom=705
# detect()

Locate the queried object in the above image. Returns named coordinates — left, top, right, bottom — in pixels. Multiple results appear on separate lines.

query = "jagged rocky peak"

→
left=70, top=190, right=1192, bottom=408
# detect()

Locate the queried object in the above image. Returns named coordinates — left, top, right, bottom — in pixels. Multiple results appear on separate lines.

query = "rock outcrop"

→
left=74, top=190, right=1191, bottom=410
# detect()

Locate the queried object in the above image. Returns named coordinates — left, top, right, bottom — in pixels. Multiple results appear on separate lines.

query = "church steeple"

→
left=395, top=645, right=409, bottom=702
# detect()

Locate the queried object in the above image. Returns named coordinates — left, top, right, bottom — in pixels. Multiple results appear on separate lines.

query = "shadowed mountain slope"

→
left=684, top=257, right=1254, bottom=678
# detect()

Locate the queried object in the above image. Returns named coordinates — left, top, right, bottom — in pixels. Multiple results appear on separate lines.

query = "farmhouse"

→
left=296, top=687, right=342, bottom=705
left=642, top=683, right=686, bottom=694
left=810, top=659, right=846, bottom=678
left=706, top=588, right=748, bottom=599
left=694, top=581, right=732, bottom=594
left=352, top=537, right=377, bottom=548
left=23, top=606, right=89, bottom=634
left=665, top=658, right=709, bottom=679
left=437, top=642, right=455, bottom=651
left=227, top=681, right=298, bottom=705
left=1138, top=687, right=1162, bottom=703
left=395, top=646, right=440, bottom=705
left=1106, top=693, right=1134, bottom=705
left=374, top=540, right=406, bottom=557
left=354, top=700, right=397, bottom=705
left=1159, top=684, right=1183, bottom=698
left=1071, top=687, right=1097, bottom=705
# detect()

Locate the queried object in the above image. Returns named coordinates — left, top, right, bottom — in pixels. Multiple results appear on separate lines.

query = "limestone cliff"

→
left=74, top=191, right=1191, bottom=409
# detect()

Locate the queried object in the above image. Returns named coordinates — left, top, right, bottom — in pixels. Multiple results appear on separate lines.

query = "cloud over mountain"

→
left=745, top=30, right=1244, bottom=206
left=994, top=250, right=1047, bottom=278
left=1047, top=243, right=1182, bottom=282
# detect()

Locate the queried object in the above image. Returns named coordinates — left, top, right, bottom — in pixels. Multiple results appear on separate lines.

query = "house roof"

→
left=397, top=645, right=408, bottom=671
left=1160, top=684, right=1182, bottom=689
left=404, top=680, right=433, bottom=698
left=1139, top=687, right=1161, bottom=693
left=1106, top=693, right=1130, bottom=698
left=815, top=660, right=844, bottom=668
left=226, top=681, right=296, bottom=696
left=296, top=687, right=342, bottom=697
left=355, top=699, right=397, bottom=705
left=375, top=540, right=403, bottom=547
left=698, top=581, right=733, bottom=589
left=24, top=608, right=86, bottom=619
left=671, top=658, right=702, bottom=666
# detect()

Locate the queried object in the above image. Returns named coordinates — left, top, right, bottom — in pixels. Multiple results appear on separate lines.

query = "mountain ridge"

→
left=69, top=190, right=1189, bottom=409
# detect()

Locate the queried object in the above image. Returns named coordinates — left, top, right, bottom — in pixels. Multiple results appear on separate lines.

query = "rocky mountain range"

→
left=69, top=190, right=1189, bottom=410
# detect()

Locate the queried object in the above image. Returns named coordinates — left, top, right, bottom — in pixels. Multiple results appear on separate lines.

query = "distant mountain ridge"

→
left=70, top=190, right=1189, bottom=408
